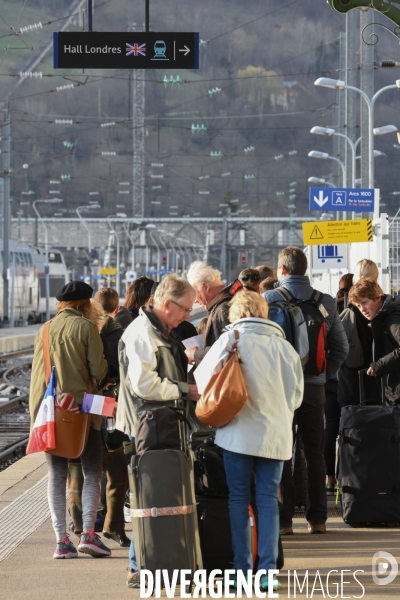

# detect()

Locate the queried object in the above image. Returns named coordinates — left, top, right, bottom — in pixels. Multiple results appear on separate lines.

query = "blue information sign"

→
left=309, top=187, right=375, bottom=211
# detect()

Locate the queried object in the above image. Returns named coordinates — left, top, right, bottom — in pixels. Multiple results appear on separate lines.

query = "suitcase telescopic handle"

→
left=175, top=399, right=187, bottom=453
left=358, top=368, right=385, bottom=406
left=358, top=368, right=368, bottom=406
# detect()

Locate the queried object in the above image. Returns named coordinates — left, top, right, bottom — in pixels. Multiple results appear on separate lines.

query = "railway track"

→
left=0, top=351, right=32, bottom=469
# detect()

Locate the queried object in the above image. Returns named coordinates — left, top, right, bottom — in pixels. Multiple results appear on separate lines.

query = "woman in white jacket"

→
left=195, top=290, right=303, bottom=591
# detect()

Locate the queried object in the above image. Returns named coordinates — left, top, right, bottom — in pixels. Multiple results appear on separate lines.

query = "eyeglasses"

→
left=240, top=273, right=261, bottom=282
left=170, top=299, right=192, bottom=314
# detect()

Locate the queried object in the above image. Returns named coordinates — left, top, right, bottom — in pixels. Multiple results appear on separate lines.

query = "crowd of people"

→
left=28, top=247, right=400, bottom=591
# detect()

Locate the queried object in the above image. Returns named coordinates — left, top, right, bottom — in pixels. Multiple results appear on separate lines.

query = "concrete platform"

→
left=0, top=324, right=41, bottom=353
left=1, top=455, right=400, bottom=599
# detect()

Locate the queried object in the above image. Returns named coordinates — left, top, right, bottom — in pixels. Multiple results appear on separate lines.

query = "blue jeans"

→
left=129, top=534, right=137, bottom=569
left=223, top=449, right=283, bottom=573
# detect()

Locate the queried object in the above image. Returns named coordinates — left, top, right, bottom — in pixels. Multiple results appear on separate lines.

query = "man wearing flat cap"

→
left=29, top=281, right=111, bottom=559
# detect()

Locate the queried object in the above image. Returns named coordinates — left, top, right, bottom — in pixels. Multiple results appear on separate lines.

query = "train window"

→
left=29, top=287, right=32, bottom=305
left=50, top=277, right=65, bottom=296
left=10, top=252, right=20, bottom=265
left=26, top=253, right=33, bottom=266
left=18, top=252, right=24, bottom=266
left=40, top=277, right=66, bottom=298
left=49, top=252, right=62, bottom=263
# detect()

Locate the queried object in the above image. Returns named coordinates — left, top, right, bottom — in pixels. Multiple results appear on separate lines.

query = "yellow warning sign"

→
left=310, top=225, right=324, bottom=240
left=302, top=219, right=373, bottom=246
left=100, top=267, right=117, bottom=275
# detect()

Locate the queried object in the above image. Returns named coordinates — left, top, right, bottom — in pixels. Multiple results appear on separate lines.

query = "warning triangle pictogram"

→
left=310, top=225, right=324, bottom=240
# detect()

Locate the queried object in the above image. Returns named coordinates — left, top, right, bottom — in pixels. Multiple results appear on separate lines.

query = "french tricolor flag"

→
left=26, top=367, right=56, bottom=455
left=81, top=393, right=116, bottom=417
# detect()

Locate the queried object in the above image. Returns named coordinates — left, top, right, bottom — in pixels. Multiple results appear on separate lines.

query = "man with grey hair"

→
left=117, top=274, right=197, bottom=437
left=264, top=246, right=348, bottom=536
left=185, top=260, right=242, bottom=365
left=116, top=274, right=197, bottom=588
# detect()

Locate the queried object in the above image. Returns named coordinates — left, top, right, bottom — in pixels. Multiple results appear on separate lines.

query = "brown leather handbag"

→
left=195, top=330, right=248, bottom=428
left=42, top=321, right=91, bottom=459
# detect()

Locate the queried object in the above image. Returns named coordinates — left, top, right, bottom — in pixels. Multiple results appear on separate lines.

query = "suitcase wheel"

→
left=345, top=520, right=361, bottom=528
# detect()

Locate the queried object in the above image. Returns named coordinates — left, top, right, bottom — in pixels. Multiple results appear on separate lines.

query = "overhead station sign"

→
left=309, top=187, right=375, bottom=211
left=53, top=32, right=199, bottom=69
left=100, top=267, right=117, bottom=275
left=302, top=219, right=373, bottom=246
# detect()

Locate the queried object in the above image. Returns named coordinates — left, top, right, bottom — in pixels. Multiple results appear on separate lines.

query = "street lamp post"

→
left=123, top=223, right=141, bottom=272
left=166, top=234, right=178, bottom=272
left=157, top=231, right=170, bottom=271
left=76, top=204, right=100, bottom=254
left=106, top=215, right=123, bottom=295
left=76, top=204, right=100, bottom=286
left=310, top=126, right=357, bottom=188
left=308, top=176, right=336, bottom=188
left=315, top=77, right=400, bottom=188
left=146, top=225, right=160, bottom=281
left=33, top=198, right=63, bottom=321
left=175, top=238, right=186, bottom=276
left=308, top=151, right=346, bottom=186
left=10, top=239, right=24, bottom=327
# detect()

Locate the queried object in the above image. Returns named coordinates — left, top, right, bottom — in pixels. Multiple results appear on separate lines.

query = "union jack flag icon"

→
left=126, top=42, right=146, bottom=57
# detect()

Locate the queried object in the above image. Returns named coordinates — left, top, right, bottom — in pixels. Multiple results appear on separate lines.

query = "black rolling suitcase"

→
left=338, top=369, right=400, bottom=527
left=196, top=496, right=234, bottom=573
left=128, top=406, right=202, bottom=579
left=191, top=431, right=234, bottom=572
left=191, top=432, right=284, bottom=573
left=196, top=495, right=284, bottom=573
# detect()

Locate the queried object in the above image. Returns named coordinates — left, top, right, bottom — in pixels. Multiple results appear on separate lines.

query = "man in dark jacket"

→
left=114, top=305, right=133, bottom=329
left=185, top=260, right=241, bottom=365
left=349, top=279, right=400, bottom=403
left=264, top=247, right=348, bottom=534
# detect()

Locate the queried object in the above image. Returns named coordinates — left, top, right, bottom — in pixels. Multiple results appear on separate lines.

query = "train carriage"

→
left=0, top=241, right=68, bottom=324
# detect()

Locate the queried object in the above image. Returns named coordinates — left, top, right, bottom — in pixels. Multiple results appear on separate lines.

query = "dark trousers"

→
left=324, top=379, right=340, bottom=478
left=68, top=441, right=128, bottom=534
left=280, top=383, right=327, bottom=526
left=102, top=444, right=129, bottom=533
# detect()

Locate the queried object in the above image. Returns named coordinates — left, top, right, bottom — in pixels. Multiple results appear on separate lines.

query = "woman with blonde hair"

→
left=352, top=259, right=379, bottom=284
left=30, top=281, right=110, bottom=560
left=194, top=290, right=303, bottom=592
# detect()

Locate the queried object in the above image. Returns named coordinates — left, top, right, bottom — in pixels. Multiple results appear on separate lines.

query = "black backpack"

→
left=271, top=288, right=329, bottom=376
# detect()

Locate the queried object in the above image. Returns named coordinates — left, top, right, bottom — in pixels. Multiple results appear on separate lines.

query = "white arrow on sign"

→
left=313, top=190, right=329, bottom=208
left=179, top=45, right=190, bottom=56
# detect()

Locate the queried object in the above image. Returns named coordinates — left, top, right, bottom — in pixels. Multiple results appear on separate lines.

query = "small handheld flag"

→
left=81, top=393, right=116, bottom=417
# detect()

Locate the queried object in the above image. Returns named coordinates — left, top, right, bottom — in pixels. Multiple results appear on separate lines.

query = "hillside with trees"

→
left=0, top=0, right=399, bottom=221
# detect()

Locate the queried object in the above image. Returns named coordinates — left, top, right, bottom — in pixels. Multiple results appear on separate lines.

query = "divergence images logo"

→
left=126, top=43, right=146, bottom=57
left=372, top=551, right=398, bottom=586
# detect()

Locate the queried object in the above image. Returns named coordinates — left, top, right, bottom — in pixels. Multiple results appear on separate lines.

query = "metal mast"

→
left=132, top=70, right=145, bottom=217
